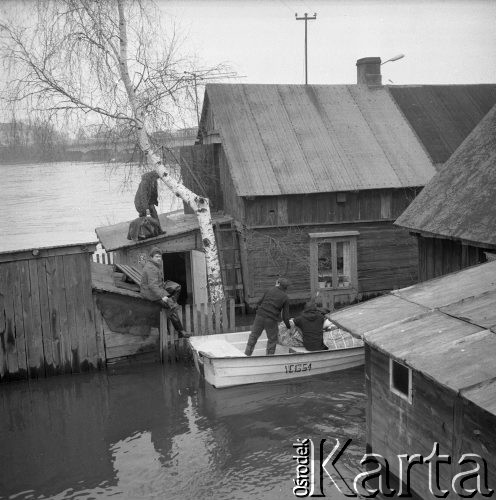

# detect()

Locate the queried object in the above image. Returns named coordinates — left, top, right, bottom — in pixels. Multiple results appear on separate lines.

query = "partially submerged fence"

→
left=159, top=299, right=244, bottom=363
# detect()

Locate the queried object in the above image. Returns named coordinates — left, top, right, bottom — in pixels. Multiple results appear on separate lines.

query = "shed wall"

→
left=0, top=251, right=103, bottom=381
left=367, top=346, right=496, bottom=497
left=368, top=347, right=455, bottom=497
left=417, top=235, right=488, bottom=281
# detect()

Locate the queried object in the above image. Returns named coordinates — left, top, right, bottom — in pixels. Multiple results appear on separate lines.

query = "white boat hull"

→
left=189, top=331, right=364, bottom=388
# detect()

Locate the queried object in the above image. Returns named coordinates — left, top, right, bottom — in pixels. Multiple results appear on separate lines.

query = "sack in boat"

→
left=277, top=322, right=304, bottom=347
left=127, top=216, right=164, bottom=241
left=323, top=320, right=361, bottom=349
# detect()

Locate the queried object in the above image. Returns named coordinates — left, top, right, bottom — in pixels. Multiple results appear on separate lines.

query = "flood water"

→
left=0, top=162, right=366, bottom=499
left=0, top=162, right=181, bottom=252
left=0, top=364, right=365, bottom=500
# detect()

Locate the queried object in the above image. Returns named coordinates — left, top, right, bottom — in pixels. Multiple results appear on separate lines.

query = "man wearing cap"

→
left=244, top=277, right=291, bottom=356
left=140, top=247, right=191, bottom=338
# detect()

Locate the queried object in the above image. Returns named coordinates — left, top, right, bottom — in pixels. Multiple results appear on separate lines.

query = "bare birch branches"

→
left=0, top=0, right=227, bottom=302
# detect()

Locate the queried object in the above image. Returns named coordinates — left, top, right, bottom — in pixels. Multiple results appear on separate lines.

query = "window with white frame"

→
left=309, top=232, right=358, bottom=291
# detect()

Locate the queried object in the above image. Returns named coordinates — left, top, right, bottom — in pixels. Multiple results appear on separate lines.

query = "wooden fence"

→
left=92, top=244, right=114, bottom=265
left=159, top=299, right=243, bottom=363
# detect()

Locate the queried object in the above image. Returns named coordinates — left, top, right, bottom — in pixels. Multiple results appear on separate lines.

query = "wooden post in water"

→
left=160, top=309, right=179, bottom=363
left=160, top=300, right=237, bottom=363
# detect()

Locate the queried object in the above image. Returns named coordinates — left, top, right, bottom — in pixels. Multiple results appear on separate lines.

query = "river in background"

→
left=0, top=364, right=365, bottom=499
left=0, top=162, right=182, bottom=252
left=0, top=161, right=366, bottom=499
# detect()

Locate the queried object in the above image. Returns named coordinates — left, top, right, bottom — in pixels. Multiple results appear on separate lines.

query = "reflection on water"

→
left=0, top=363, right=365, bottom=500
left=0, top=162, right=181, bottom=252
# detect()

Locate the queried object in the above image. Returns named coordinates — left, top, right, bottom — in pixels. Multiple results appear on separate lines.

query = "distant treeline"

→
left=0, top=145, right=69, bottom=164
left=0, top=145, right=132, bottom=164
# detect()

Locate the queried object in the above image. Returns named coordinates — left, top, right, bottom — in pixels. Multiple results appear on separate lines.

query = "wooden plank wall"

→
left=368, top=348, right=456, bottom=498
left=0, top=253, right=103, bottom=382
left=418, top=236, right=487, bottom=282
left=367, top=347, right=496, bottom=497
left=458, top=398, right=496, bottom=492
left=244, top=222, right=418, bottom=304
left=179, top=144, right=223, bottom=212
left=243, top=188, right=418, bottom=227
left=218, top=146, right=245, bottom=222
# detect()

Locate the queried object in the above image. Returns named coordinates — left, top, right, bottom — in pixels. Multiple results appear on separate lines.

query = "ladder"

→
left=215, top=221, right=246, bottom=314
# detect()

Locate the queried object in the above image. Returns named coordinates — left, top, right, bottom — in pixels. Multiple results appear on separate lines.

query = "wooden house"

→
left=396, top=104, right=496, bottom=281
left=329, top=261, right=496, bottom=498
left=0, top=241, right=103, bottom=381
left=179, top=58, right=496, bottom=308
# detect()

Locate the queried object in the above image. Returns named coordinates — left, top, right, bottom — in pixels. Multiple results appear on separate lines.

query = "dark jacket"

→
left=140, top=259, right=167, bottom=301
left=134, top=171, right=160, bottom=216
left=256, top=286, right=290, bottom=329
left=293, top=306, right=326, bottom=351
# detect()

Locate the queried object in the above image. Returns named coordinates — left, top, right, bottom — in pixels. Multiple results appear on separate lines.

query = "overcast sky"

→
left=160, top=0, right=496, bottom=86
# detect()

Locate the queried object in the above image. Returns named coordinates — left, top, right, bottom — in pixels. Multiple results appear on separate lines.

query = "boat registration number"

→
left=284, top=362, right=311, bottom=374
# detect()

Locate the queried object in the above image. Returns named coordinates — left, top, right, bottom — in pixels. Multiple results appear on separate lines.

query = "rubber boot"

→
left=244, top=344, right=255, bottom=356
left=266, top=342, right=276, bottom=356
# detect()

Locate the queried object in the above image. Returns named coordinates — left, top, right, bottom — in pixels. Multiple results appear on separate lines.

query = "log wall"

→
left=243, top=188, right=418, bottom=226
left=0, top=245, right=104, bottom=382
left=243, top=222, right=418, bottom=305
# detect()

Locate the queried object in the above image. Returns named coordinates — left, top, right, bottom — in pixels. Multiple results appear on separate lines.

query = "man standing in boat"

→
left=140, top=247, right=191, bottom=338
left=244, top=277, right=291, bottom=356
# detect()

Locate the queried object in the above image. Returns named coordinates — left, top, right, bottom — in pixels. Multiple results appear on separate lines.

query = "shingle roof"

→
left=389, top=85, right=496, bottom=164
left=329, top=260, right=496, bottom=415
left=395, top=104, right=496, bottom=247
left=204, top=84, right=436, bottom=196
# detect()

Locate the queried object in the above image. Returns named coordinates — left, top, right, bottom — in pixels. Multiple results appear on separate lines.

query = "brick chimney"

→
left=356, top=57, right=382, bottom=87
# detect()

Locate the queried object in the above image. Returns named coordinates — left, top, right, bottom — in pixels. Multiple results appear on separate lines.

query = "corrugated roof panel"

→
left=350, top=87, right=435, bottom=186
left=205, top=84, right=437, bottom=196
left=310, top=86, right=401, bottom=189
left=396, top=105, right=496, bottom=245
left=243, top=85, right=317, bottom=193
left=210, top=85, right=281, bottom=196
left=277, top=85, right=357, bottom=191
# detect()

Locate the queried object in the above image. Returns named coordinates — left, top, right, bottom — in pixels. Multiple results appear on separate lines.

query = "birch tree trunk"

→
left=116, top=0, right=224, bottom=303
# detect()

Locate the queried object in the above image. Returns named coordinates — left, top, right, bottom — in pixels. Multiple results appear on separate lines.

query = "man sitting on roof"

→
left=140, top=247, right=190, bottom=338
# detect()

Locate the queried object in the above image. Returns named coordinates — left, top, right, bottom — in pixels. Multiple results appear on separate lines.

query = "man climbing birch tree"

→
left=0, top=0, right=226, bottom=302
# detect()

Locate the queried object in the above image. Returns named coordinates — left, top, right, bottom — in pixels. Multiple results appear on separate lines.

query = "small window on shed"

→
left=389, top=358, right=412, bottom=403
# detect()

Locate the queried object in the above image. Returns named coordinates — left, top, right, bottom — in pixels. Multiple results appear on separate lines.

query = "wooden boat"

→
left=188, top=330, right=364, bottom=388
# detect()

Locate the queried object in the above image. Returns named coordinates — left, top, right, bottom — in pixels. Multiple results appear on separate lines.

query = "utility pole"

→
left=295, top=12, right=317, bottom=85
